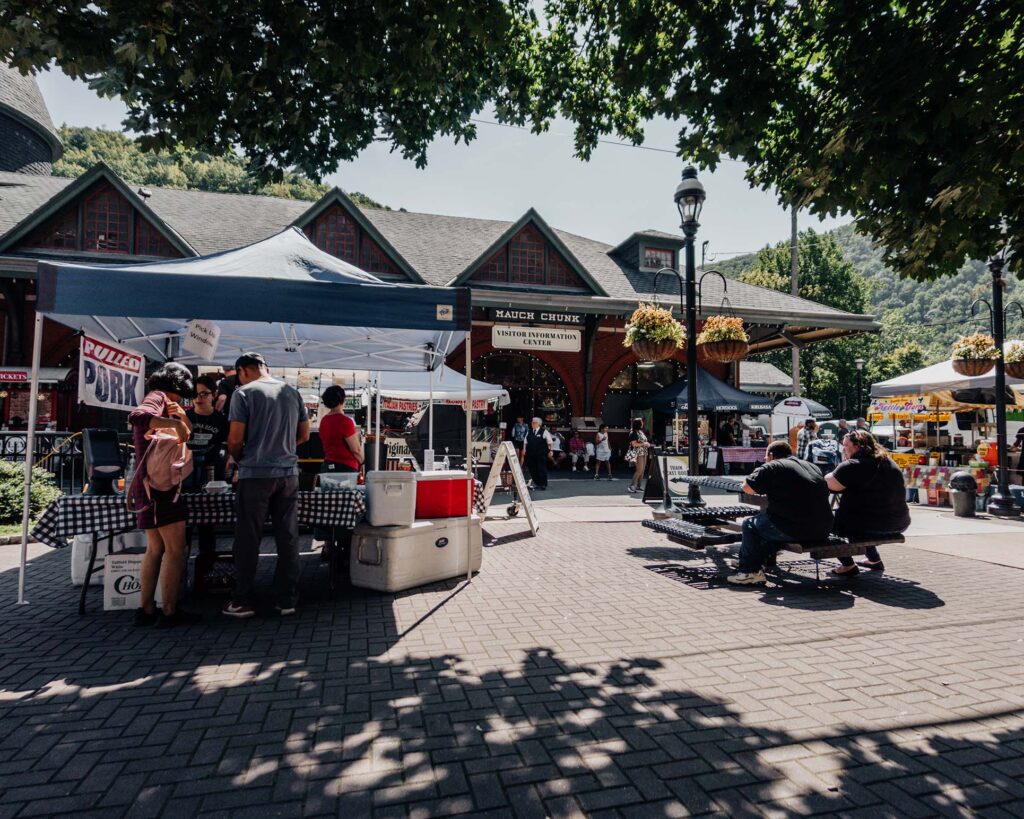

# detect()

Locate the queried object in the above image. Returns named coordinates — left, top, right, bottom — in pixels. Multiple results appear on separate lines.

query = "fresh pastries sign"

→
left=78, top=335, right=145, bottom=410
left=492, top=324, right=581, bottom=352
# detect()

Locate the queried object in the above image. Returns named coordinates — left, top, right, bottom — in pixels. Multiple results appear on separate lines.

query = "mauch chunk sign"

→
left=79, top=335, right=145, bottom=411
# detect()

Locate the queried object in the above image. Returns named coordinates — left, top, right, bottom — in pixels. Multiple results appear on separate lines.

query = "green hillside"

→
left=718, top=224, right=1017, bottom=366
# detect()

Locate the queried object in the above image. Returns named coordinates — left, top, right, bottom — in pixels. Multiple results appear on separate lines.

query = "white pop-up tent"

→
left=17, top=228, right=476, bottom=604
left=870, top=357, right=1024, bottom=405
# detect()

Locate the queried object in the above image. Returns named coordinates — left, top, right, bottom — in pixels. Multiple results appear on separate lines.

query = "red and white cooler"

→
left=414, top=470, right=473, bottom=519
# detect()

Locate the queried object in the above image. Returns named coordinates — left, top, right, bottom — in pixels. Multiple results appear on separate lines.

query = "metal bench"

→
left=779, top=533, right=906, bottom=580
left=642, top=517, right=741, bottom=549
left=672, top=505, right=759, bottom=523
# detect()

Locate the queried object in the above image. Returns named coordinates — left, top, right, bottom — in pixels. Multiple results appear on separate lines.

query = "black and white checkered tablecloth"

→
left=32, top=480, right=484, bottom=550
left=31, top=489, right=367, bottom=550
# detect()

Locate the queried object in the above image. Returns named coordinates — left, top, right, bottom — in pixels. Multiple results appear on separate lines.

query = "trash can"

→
left=949, top=471, right=977, bottom=518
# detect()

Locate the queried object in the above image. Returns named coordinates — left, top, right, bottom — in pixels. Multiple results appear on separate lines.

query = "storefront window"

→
left=476, top=352, right=571, bottom=427
left=603, top=360, right=682, bottom=427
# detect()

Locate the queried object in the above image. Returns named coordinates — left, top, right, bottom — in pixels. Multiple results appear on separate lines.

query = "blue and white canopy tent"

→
left=17, top=228, right=474, bottom=604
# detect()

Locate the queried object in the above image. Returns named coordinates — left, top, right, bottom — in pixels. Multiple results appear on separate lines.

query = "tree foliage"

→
left=4, top=1, right=1022, bottom=281
left=52, top=127, right=385, bottom=207
left=738, top=230, right=874, bottom=414
left=522, top=1, right=1024, bottom=281
left=0, top=1, right=537, bottom=178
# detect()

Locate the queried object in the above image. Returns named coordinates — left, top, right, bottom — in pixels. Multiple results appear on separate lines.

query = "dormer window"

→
left=644, top=246, right=675, bottom=270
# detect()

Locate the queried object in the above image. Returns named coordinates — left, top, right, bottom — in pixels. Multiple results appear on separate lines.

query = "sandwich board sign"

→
left=481, top=441, right=539, bottom=536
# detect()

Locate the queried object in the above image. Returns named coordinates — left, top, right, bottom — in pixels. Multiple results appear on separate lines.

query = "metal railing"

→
left=1, top=430, right=133, bottom=495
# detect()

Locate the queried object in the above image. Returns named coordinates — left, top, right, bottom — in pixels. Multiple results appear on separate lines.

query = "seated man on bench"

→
left=825, top=429, right=911, bottom=576
left=727, top=440, right=833, bottom=585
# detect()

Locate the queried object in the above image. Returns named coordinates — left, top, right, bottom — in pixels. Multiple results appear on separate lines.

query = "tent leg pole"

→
left=466, top=334, right=473, bottom=583
left=17, top=312, right=44, bottom=605
left=374, top=374, right=381, bottom=471
left=429, top=365, right=434, bottom=453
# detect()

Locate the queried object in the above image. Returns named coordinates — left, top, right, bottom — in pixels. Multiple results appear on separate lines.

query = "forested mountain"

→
left=718, top=224, right=1019, bottom=367
left=52, top=126, right=387, bottom=208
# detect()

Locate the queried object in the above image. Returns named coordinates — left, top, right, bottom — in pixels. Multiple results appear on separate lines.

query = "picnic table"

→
left=34, top=482, right=486, bottom=613
left=647, top=475, right=905, bottom=580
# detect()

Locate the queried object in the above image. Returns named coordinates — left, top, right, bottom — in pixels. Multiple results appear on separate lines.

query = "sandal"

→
left=857, top=559, right=885, bottom=572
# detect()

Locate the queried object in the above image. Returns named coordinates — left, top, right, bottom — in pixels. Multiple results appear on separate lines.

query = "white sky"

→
left=37, top=69, right=846, bottom=260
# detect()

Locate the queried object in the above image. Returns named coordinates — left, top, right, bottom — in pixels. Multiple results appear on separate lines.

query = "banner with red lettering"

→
left=380, top=396, right=491, bottom=412
left=78, top=335, right=145, bottom=411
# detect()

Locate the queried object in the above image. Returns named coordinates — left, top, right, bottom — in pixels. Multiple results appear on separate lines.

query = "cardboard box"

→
left=103, top=551, right=183, bottom=611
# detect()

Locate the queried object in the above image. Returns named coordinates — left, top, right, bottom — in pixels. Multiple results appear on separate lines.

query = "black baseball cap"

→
left=235, top=352, right=267, bottom=370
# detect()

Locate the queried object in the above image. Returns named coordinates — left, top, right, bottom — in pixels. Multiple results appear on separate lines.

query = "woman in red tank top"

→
left=318, top=386, right=363, bottom=473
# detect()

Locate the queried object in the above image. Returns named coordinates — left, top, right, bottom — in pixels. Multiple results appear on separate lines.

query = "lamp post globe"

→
left=674, top=166, right=706, bottom=233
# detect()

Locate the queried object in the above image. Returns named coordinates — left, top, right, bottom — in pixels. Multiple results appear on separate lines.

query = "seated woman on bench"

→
left=825, top=429, right=910, bottom=576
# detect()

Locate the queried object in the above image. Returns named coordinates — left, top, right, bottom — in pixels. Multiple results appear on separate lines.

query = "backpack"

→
left=127, top=425, right=194, bottom=514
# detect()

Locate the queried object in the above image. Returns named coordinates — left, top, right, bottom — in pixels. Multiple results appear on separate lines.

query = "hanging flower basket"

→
left=696, top=315, right=749, bottom=363
left=950, top=334, right=1000, bottom=377
left=1005, top=342, right=1024, bottom=379
left=700, top=338, right=750, bottom=363
left=951, top=358, right=995, bottom=377
left=624, top=303, right=684, bottom=362
left=631, top=338, right=680, bottom=362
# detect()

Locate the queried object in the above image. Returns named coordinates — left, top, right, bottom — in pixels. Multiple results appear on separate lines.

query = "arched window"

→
left=477, top=352, right=571, bottom=427
left=602, top=360, right=682, bottom=427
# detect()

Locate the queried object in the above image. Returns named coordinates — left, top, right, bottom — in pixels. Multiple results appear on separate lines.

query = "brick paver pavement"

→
left=1, top=519, right=1023, bottom=817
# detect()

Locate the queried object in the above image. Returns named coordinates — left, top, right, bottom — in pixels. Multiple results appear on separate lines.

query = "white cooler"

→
left=365, top=470, right=416, bottom=527
left=350, top=515, right=482, bottom=592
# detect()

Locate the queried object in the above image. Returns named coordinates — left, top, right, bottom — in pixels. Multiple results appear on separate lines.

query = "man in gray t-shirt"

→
left=224, top=352, right=310, bottom=618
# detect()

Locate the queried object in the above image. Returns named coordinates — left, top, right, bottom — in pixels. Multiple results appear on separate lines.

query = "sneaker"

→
left=627, top=485, right=636, bottom=493
left=133, top=608, right=158, bottom=627
left=222, top=601, right=256, bottom=619
left=275, top=604, right=297, bottom=616
left=857, top=559, right=885, bottom=572
left=156, top=609, right=203, bottom=629
left=571, top=467, right=576, bottom=472
left=727, top=570, right=767, bottom=585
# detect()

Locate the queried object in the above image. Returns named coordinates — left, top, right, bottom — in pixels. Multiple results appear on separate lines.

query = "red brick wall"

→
left=446, top=315, right=727, bottom=420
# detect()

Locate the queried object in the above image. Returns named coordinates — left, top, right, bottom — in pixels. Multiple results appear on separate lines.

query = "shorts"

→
left=512, top=440, right=525, bottom=450
left=135, top=488, right=188, bottom=530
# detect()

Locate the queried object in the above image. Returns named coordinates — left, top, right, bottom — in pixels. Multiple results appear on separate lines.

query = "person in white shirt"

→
left=593, top=424, right=613, bottom=480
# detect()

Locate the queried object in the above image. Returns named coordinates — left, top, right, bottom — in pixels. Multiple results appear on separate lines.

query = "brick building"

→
left=0, top=65, right=877, bottom=434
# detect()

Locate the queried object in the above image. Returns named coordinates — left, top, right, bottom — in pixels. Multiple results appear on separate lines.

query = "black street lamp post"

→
left=651, top=166, right=707, bottom=506
left=979, top=240, right=1023, bottom=518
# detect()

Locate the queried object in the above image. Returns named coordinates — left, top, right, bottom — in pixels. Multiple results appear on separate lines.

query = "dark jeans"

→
left=185, top=455, right=224, bottom=555
left=525, top=448, right=548, bottom=488
left=737, top=513, right=798, bottom=573
left=233, top=476, right=300, bottom=607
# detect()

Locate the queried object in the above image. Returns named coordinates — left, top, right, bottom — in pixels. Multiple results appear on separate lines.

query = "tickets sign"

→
left=78, top=335, right=145, bottom=411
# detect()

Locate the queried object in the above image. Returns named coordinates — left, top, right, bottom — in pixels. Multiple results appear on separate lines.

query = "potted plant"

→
left=1006, top=340, right=1024, bottom=379
left=696, top=315, right=749, bottom=363
left=623, top=303, right=685, bottom=361
left=950, top=333, right=1000, bottom=376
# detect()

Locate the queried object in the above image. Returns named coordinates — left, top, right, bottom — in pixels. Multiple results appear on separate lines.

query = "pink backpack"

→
left=127, top=427, right=194, bottom=514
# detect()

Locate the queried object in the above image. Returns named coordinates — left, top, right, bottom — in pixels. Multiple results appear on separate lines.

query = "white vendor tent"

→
left=870, top=358, right=1024, bottom=406
left=18, top=228, right=476, bottom=604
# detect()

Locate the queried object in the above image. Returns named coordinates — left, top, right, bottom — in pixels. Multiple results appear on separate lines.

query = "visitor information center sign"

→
left=78, top=334, right=145, bottom=411
left=492, top=324, right=581, bottom=352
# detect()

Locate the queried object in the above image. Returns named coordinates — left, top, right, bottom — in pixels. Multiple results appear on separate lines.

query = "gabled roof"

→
left=289, top=188, right=424, bottom=283
left=450, top=208, right=607, bottom=296
left=0, top=163, right=879, bottom=333
left=0, top=64, right=62, bottom=160
left=0, top=163, right=195, bottom=257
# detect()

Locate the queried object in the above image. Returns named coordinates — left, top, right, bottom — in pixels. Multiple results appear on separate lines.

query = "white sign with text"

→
left=183, top=319, right=222, bottom=362
left=492, top=324, right=581, bottom=352
left=78, top=335, right=145, bottom=411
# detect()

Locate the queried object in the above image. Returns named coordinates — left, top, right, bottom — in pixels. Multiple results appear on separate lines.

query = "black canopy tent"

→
left=639, top=369, right=774, bottom=414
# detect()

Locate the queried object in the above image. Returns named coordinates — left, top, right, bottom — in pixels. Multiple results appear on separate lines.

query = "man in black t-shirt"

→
left=727, top=440, right=833, bottom=585
left=215, top=367, right=238, bottom=415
